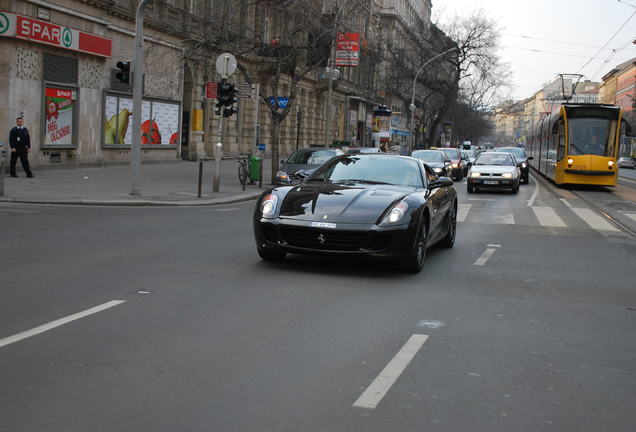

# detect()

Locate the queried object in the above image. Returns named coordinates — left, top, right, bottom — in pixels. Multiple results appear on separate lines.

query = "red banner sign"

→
left=335, top=32, right=360, bottom=67
left=0, top=12, right=112, bottom=57
left=206, top=82, right=219, bottom=99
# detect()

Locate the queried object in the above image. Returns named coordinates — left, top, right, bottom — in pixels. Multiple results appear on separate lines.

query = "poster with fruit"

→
left=103, top=94, right=179, bottom=146
left=45, top=87, right=76, bottom=145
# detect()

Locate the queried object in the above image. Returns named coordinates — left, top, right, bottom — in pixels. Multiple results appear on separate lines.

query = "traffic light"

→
left=216, top=82, right=239, bottom=117
left=115, top=61, right=131, bottom=84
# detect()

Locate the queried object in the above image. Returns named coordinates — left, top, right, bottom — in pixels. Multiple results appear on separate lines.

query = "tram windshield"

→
left=568, top=118, right=617, bottom=157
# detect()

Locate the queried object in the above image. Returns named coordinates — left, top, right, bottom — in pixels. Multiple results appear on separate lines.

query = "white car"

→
left=618, top=157, right=635, bottom=169
left=467, top=152, right=521, bottom=194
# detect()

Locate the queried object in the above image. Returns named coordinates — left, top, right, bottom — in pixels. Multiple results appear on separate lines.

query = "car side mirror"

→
left=528, top=156, right=534, bottom=160
left=430, top=177, right=453, bottom=189
left=294, top=169, right=310, bottom=181
left=280, top=159, right=287, bottom=165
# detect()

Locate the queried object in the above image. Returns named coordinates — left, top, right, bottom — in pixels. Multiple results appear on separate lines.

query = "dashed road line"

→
left=527, top=179, right=539, bottom=207
left=473, top=247, right=498, bottom=266
left=353, top=334, right=429, bottom=410
left=0, top=300, right=126, bottom=348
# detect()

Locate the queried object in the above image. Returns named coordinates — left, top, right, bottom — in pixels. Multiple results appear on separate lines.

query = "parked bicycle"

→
left=237, top=153, right=249, bottom=190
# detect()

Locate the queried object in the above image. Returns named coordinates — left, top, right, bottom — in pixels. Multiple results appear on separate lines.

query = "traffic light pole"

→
left=130, top=0, right=151, bottom=197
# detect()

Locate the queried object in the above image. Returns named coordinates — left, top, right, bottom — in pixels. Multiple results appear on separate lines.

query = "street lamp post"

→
left=409, top=47, right=458, bottom=152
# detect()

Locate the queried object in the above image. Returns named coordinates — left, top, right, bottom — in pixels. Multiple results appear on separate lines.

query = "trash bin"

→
left=248, top=154, right=262, bottom=183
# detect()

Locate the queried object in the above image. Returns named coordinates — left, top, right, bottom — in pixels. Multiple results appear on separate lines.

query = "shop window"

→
left=43, top=53, right=78, bottom=84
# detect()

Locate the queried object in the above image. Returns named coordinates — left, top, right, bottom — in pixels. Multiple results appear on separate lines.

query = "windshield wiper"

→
left=307, top=177, right=331, bottom=183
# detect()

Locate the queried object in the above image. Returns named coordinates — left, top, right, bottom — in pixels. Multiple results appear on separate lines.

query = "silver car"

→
left=467, top=152, right=521, bottom=194
left=618, top=157, right=636, bottom=169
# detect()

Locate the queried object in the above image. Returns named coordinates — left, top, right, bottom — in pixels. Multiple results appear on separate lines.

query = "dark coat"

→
left=9, top=126, right=31, bottom=151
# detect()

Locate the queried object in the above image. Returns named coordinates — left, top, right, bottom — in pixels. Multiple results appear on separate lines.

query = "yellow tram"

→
left=527, top=104, right=628, bottom=186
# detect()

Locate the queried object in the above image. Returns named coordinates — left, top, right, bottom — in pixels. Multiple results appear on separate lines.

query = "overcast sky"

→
left=432, top=0, right=636, bottom=101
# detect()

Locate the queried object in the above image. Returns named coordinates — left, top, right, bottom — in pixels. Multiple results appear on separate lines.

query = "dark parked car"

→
left=495, top=147, right=532, bottom=184
left=411, top=149, right=452, bottom=177
left=440, top=147, right=464, bottom=181
left=460, top=150, right=472, bottom=176
left=275, top=147, right=344, bottom=185
left=254, top=154, right=458, bottom=273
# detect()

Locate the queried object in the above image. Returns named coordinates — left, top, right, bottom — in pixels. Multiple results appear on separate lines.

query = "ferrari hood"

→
left=279, top=183, right=414, bottom=224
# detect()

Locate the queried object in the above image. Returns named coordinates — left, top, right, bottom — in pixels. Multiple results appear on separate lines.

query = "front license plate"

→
left=483, top=180, right=498, bottom=185
left=311, top=222, right=337, bottom=229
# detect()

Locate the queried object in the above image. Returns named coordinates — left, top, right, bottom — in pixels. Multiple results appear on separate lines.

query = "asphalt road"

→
left=1, top=175, right=635, bottom=432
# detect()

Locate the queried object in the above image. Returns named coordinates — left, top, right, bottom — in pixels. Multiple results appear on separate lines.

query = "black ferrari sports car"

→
left=253, top=154, right=458, bottom=273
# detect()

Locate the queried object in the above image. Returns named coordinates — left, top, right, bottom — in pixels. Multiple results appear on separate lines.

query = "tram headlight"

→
left=608, top=160, right=614, bottom=167
left=568, top=158, right=574, bottom=165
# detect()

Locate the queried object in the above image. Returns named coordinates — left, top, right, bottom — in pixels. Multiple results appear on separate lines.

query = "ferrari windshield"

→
left=309, top=156, right=424, bottom=187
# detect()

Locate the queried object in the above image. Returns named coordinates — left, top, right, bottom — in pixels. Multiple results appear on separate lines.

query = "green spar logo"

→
left=62, top=28, right=72, bottom=47
left=0, top=13, right=10, bottom=35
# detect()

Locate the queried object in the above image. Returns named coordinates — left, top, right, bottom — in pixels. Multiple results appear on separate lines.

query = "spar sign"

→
left=335, top=32, right=360, bottom=67
left=0, top=12, right=111, bottom=57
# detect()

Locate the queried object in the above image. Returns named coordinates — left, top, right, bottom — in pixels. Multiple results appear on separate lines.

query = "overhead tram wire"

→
left=577, top=9, right=636, bottom=73
left=504, top=33, right=608, bottom=50
left=589, top=37, right=636, bottom=79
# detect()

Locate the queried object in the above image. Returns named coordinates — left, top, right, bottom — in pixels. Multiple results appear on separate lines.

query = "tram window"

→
left=557, top=121, right=565, bottom=161
left=568, top=118, right=617, bottom=156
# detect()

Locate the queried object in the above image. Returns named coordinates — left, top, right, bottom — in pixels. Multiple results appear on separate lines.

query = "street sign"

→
left=205, top=81, right=218, bottom=98
left=335, top=33, right=360, bottom=67
left=215, top=53, right=237, bottom=78
left=269, top=97, right=289, bottom=108
left=257, top=143, right=266, bottom=151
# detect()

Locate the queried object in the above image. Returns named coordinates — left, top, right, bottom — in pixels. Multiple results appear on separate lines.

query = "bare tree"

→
left=425, top=9, right=511, bottom=146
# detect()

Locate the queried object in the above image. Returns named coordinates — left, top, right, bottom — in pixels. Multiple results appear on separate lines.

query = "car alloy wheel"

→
left=404, top=221, right=427, bottom=273
left=440, top=204, right=456, bottom=248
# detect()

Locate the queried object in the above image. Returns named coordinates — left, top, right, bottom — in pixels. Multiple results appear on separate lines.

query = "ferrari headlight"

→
left=383, top=201, right=409, bottom=224
left=469, top=171, right=481, bottom=178
left=261, top=193, right=278, bottom=217
left=502, top=172, right=513, bottom=178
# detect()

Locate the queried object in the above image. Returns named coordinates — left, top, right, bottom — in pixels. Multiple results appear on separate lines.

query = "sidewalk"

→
left=0, top=158, right=273, bottom=206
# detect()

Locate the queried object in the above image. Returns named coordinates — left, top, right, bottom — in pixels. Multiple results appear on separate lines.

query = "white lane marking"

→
left=486, top=244, right=502, bottom=248
left=570, top=208, right=620, bottom=232
left=457, top=203, right=472, bottom=222
left=491, top=213, right=515, bottom=224
left=622, top=212, right=636, bottom=222
left=474, top=248, right=498, bottom=266
left=527, top=178, right=539, bottom=207
left=353, top=334, right=429, bottom=410
left=0, top=300, right=126, bottom=348
left=532, top=206, right=566, bottom=227
left=560, top=198, right=572, bottom=208
left=416, top=320, right=445, bottom=329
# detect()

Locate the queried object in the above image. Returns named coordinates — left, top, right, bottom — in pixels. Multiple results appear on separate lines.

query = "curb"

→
left=0, top=191, right=263, bottom=207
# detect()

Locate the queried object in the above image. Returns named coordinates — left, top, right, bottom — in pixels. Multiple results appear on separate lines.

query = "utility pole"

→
left=130, top=0, right=151, bottom=196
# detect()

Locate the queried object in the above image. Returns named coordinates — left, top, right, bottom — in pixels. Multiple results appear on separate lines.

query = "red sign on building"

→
left=335, top=32, right=360, bottom=67
left=205, top=81, right=219, bottom=99
left=0, top=12, right=112, bottom=57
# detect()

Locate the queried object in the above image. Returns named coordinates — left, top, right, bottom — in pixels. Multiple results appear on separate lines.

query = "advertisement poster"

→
left=45, top=87, right=75, bottom=145
left=104, top=95, right=179, bottom=145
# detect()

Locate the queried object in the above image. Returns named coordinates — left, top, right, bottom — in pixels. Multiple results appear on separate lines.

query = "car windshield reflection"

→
left=309, top=156, right=424, bottom=188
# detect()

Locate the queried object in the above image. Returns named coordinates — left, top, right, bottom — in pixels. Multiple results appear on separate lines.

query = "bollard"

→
left=0, top=143, right=6, bottom=197
left=213, top=142, right=222, bottom=192
left=197, top=159, right=203, bottom=198
left=258, top=157, right=263, bottom=188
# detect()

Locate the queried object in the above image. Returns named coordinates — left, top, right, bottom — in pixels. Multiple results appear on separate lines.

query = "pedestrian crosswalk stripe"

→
left=570, top=208, right=620, bottom=232
left=491, top=213, right=515, bottom=224
left=457, top=203, right=471, bottom=222
left=621, top=212, right=636, bottom=222
left=532, top=206, right=566, bottom=227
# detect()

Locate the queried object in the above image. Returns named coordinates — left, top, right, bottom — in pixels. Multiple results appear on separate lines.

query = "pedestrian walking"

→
left=9, top=117, right=33, bottom=178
